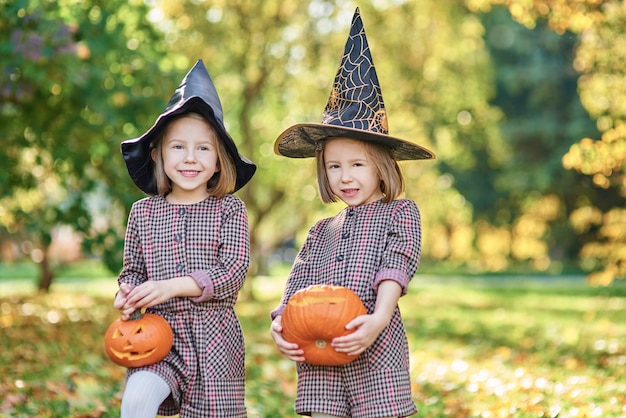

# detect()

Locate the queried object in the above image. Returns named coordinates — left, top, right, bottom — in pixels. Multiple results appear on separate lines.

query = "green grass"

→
left=0, top=260, right=118, bottom=296
left=1, top=268, right=625, bottom=417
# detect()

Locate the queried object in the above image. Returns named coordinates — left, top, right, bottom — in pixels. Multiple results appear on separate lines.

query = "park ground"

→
left=1, top=262, right=625, bottom=417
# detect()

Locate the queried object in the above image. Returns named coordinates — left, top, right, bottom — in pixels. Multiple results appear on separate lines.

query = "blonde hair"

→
left=152, top=113, right=237, bottom=197
left=316, top=138, right=404, bottom=204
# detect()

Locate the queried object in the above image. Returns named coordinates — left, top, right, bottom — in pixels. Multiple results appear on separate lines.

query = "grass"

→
left=1, top=264, right=625, bottom=417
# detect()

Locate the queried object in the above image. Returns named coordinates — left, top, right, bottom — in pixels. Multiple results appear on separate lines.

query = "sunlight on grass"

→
left=403, top=276, right=626, bottom=417
left=0, top=260, right=119, bottom=297
left=1, top=268, right=625, bottom=417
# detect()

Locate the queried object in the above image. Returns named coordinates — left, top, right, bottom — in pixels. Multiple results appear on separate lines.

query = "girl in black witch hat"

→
left=270, top=9, right=434, bottom=418
left=113, top=60, right=255, bottom=418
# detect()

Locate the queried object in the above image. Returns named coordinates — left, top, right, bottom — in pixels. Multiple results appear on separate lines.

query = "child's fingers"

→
left=344, top=314, right=367, bottom=330
left=271, top=327, right=298, bottom=349
left=270, top=320, right=283, bottom=333
left=270, top=318, right=305, bottom=361
left=113, top=286, right=131, bottom=310
left=287, top=354, right=306, bottom=362
left=112, top=296, right=125, bottom=310
left=113, top=303, right=135, bottom=321
left=280, top=345, right=305, bottom=362
left=119, top=283, right=134, bottom=295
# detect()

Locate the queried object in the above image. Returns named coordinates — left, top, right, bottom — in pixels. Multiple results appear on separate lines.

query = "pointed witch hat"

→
left=274, top=8, right=434, bottom=160
left=121, top=59, right=256, bottom=195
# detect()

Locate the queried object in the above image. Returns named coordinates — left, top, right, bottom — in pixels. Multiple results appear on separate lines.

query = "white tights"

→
left=120, top=370, right=170, bottom=418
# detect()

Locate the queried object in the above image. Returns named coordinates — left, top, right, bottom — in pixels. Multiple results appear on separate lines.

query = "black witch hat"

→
left=274, top=8, right=434, bottom=160
left=122, top=60, right=256, bottom=194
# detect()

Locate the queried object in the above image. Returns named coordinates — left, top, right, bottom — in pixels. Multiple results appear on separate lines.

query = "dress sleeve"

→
left=373, top=200, right=422, bottom=296
left=118, top=203, right=148, bottom=289
left=189, top=196, right=250, bottom=302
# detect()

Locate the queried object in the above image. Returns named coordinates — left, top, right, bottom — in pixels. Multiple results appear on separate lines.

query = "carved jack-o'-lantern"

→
left=281, top=284, right=367, bottom=366
left=104, top=310, right=173, bottom=368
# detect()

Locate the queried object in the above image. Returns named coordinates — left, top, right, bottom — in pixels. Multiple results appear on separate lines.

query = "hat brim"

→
left=122, top=97, right=256, bottom=195
left=274, top=123, right=435, bottom=160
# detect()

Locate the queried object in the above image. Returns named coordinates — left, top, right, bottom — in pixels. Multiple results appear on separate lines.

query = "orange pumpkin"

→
left=104, top=310, right=173, bottom=368
left=282, top=284, right=367, bottom=366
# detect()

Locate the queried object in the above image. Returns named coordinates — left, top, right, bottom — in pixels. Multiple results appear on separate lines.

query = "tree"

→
left=6, top=0, right=621, bottom=290
left=562, top=1, right=626, bottom=285
left=0, top=0, right=172, bottom=290
left=466, top=6, right=599, bottom=272
left=468, top=0, right=625, bottom=283
left=140, top=1, right=336, bottom=284
left=146, top=1, right=513, bottom=282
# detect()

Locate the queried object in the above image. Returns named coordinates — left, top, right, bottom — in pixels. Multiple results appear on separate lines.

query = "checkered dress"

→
left=118, top=194, right=249, bottom=417
left=275, top=199, right=421, bottom=418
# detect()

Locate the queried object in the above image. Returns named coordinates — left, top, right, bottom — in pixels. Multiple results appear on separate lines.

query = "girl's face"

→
left=323, top=137, right=384, bottom=207
left=158, top=116, right=220, bottom=204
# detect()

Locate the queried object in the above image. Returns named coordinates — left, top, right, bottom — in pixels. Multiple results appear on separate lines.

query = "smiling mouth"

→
left=109, top=347, right=157, bottom=360
left=179, top=170, right=200, bottom=176
left=342, top=188, right=359, bottom=195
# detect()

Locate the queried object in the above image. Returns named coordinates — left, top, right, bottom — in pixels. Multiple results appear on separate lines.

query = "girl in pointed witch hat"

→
left=114, top=59, right=255, bottom=418
left=270, top=8, right=434, bottom=418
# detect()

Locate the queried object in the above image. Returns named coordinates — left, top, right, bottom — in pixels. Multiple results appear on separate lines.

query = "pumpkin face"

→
left=104, top=311, right=173, bottom=368
left=282, top=285, right=367, bottom=366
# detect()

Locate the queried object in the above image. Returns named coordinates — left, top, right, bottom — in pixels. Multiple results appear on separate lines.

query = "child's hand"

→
left=333, top=280, right=401, bottom=356
left=122, top=280, right=172, bottom=312
left=113, top=283, right=135, bottom=320
left=331, top=313, right=386, bottom=356
left=270, top=315, right=305, bottom=362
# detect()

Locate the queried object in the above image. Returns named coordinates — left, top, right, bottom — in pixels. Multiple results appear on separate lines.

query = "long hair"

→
left=316, top=138, right=404, bottom=204
left=151, top=112, right=237, bottom=197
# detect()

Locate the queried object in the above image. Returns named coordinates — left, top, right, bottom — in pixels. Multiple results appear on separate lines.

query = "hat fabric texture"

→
left=274, top=8, right=435, bottom=161
left=122, top=59, right=256, bottom=195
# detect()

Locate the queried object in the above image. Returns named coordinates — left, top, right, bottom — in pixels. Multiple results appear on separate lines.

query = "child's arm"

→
left=331, top=280, right=402, bottom=356
left=116, top=204, right=149, bottom=320
left=186, top=196, right=251, bottom=302
left=118, top=204, right=148, bottom=290
left=116, top=276, right=202, bottom=317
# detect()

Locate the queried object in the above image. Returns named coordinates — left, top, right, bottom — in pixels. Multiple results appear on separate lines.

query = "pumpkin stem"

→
left=129, top=310, right=143, bottom=321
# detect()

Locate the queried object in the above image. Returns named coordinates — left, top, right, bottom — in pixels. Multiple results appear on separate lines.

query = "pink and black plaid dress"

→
left=274, top=198, right=421, bottom=418
left=118, top=193, right=250, bottom=417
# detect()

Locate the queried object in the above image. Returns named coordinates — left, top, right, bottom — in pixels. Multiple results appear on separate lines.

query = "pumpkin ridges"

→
left=282, top=285, right=367, bottom=366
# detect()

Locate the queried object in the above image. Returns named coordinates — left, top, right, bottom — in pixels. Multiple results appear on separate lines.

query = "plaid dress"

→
left=118, top=194, right=249, bottom=417
left=275, top=198, right=421, bottom=418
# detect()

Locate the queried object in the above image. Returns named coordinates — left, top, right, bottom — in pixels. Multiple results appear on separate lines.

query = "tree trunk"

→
left=37, top=250, right=54, bottom=293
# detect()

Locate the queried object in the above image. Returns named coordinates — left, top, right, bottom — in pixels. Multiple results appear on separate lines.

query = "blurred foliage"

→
left=1, top=276, right=625, bottom=416
left=1, top=0, right=625, bottom=288
left=470, top=0, right=625, bottom=283
left=148, top=0, right=508, bottom=277
left=0, top=0, right=179, bottom=289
